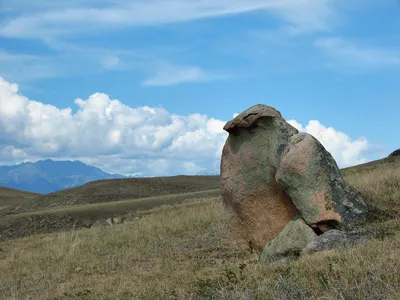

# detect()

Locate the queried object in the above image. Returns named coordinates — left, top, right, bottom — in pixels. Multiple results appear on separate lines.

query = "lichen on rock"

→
left=220, top=104, right=368, bottom=257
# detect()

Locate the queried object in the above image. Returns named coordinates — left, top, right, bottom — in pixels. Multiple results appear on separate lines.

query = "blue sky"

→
left=0, top=0, right=399, bottom=176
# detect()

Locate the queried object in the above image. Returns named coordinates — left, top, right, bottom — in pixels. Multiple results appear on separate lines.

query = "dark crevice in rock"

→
left=242, top=112, right=259, bottom=120
left=228, top=119, right=263, bottom=136
left=313, top=220, right=340, bottom=233
left=312, top=226, right=324, bottom=236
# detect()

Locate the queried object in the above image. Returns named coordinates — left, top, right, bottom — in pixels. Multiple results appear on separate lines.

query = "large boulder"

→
left=220, top=104, right=367, bottom=251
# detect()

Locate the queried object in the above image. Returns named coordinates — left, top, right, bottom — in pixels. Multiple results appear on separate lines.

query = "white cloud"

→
left=183, top=162, right=203, bottom=174
left=0, top=146, right=30, bottom=164
left=315, top=37, right=400, bottom=69
left=288, top=119, right=369, bottom=167
left=0, top=46, right=142, bottom=82
left=0, top=77, right=372, bottom=175
left=0, top=0, right=337, bottom=39
left=0, top=0, right=341, bottom=83
left=0, top=77, right=228, bottom=175
left=142, top=64, right=229, bottom=86
left=268, top=0, right=338, bottom=34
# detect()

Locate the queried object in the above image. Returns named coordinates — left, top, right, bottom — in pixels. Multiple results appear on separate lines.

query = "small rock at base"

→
left=301, top=229, right=370, bottom=255
left=92, top=220, right=106, bottom=227
left=260, top=219, right=317, bottom=263
left=112, top=217, right=122, bottom=224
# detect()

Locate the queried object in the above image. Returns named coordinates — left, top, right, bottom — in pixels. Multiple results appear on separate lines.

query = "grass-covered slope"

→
left=0, top=186, right=39, bottom=215
left=341, top=155, right=400, bottom=175
left=15, top=175, right=221, bottom=212
left=0, top=189, right=220, bottom=241
left=0, top=158, right=399, bottom=299
left=341, top=157, right=400, bottom=214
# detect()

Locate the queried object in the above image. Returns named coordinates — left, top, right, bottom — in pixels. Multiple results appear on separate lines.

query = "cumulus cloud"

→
left=0, top=77, right=227, bottom=175
left=0, top=77, right=371, bottom=175
left=287, top=119, right=369, bottom=167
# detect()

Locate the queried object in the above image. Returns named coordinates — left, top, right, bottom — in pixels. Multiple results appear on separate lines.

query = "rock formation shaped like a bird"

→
left=220, top=104, right=367, bottom=258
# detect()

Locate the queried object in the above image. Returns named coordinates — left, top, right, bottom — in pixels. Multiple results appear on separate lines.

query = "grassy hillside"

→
left=341, top=158, right=400, bottom=214
left=0, top=189, right=220, bottom=241
left=15, top=175, right=220, bottom=212
left=2, top=157, right=399, bottom=242
left=341, top=155, right=400, bottom=175
left=12, top=155, right=397, bottom=214
left=0, top=158, right=399, bottom=299
left=0, top=186, right=39, bottom=215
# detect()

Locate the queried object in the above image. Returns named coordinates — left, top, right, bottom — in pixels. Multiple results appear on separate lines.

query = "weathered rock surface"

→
left=220, top=104, right=367, bottom=251
left=112, top=217, right=122, bottom=224
left=389, top=149, right=400, bottom=158
left=260, top=219, right=317, bottom=263
left=301, top=229, right=371, bottom=255
left=92, top=217, right=123, bottom=227
left=92, top=220, right=106, bottom=227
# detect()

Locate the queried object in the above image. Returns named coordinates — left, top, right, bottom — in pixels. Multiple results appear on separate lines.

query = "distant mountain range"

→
left=0, top=160, right=125, bottom=194
left=196, top=168, right=220, bottom=176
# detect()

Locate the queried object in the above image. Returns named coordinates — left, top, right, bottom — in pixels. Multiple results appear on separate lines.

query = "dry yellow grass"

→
left=343, top=163, right=400, bottom=214
left=0, top=163, right=399, bottom=299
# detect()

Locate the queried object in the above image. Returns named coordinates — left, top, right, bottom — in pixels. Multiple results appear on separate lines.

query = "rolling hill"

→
left=11, top=154, right=400, bottom=214
left=341, top=155, right=400, bottom=175
left=14, top=175, right=221, bottom=213
left=0, top=153, right=399, bottom=299
left=0, top=186, right=39, bottom=215
left=196, top=168, right=220, bottom=176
